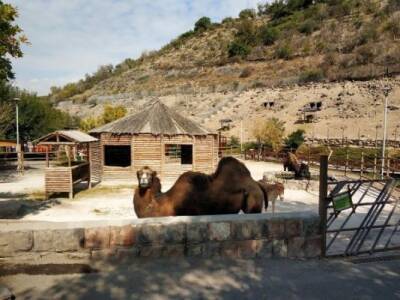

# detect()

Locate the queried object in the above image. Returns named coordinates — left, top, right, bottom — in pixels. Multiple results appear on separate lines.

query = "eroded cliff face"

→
left=57, top=76, right=400, bottom=140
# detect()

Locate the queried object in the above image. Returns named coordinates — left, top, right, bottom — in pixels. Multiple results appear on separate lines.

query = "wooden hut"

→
left=35, top=130, right=98, bottom=199
left=89, top=101, right=218, bottom=181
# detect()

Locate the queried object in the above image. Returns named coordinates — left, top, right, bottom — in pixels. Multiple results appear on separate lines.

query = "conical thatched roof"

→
left=90, top=101, right=213, bottom=135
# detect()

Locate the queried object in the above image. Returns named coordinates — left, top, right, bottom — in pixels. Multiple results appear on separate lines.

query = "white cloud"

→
left=7, top=0, right=261, bottom=95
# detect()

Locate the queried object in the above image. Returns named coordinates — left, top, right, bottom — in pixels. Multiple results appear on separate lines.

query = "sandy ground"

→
left=0, top=160, right=319, bottom=222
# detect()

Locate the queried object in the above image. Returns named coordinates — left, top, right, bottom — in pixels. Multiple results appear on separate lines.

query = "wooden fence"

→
left=244, top=148, right=400, bottom=179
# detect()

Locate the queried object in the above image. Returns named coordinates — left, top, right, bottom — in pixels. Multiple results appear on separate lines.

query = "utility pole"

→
left=13, top=97, right=23, bottom=173
left=381, top=84, right=391, bottom=178
left=240, top=118, right=243, bottom=154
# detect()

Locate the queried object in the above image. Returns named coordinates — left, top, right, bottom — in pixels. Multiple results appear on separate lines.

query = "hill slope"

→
left=52, top=0, right=400, bottom=140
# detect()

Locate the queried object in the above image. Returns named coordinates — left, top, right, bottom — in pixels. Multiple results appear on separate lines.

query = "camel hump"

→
left=214, top=156, right=251, bottom=177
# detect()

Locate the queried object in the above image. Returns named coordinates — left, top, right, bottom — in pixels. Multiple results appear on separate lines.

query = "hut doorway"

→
left=104, top=145, right=131, bottom=167
left=181, top=144, right=193, bottom=165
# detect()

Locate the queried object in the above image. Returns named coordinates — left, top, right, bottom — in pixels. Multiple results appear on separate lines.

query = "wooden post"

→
left=360, top=151, right=364, bottom=179
left=387, top=157, right=390, bottom=177
left=373, top=153, right=377, bottom=179
left=307, top=144, right=311, bottom=166
left=345, top=148, right=349, bottom=176
left=45, top=146, right=49, bottom=168
left=319, top=155, right=328, bottom=258
left=87, top=143, right=91, bottom=189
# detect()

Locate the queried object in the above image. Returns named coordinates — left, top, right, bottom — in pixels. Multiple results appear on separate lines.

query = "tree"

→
left=285, top=129, right=305, bottom=150
left=259, top=25, right=280, bottom=45
left=102, top=104, right=127, bottom=124
left=0, top=1, right=28, bottom=81
left=239, top=9, right=256, bottom=19
left=194, top=17, right=212, bottom=32
left=253, top=118, right=285, bottom=152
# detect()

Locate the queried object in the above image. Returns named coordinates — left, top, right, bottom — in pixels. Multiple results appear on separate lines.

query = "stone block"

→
left=288, top=237, right=306, bottom=258
left=220, top=241, right=238, bottom=258
left=236, top=240, right=259, bottom=258
left=268, top=219, right=285, bottom=239
left=186, top=223, right=208, bottom=244
left=137, top=224, right=163, bottom=245
left=110, top=225, right=135, bottom=247
left=304, top=235, right=322, bottom=258
left=205, top=242, right=222, bottom=257
left=285, top=219, right=302, bottom=238
left=302, top=216, right=320, bottom=237
left=139, top=245, right=163, bottom=258
left=186, top=244, right=206, bottom=257
left=0, top=231, right=33, bottom=256
left=232, top=220, right=268, bottom=240
left=34, top=229, right=84, bottom=252
left=162, top=245, right=185, bottom=257
left=84, top=227, right=110, bottom=249
left=209, top=222, right=231, bottom=241
left=116, top=247, right=140, bottom=260
left=272, top=240, right=288, bottom=258
left=256, top=240, right=273, bottom=258
left=91, top=248, right=116, bottom=260
left=160, top=223, right=185, bottom=244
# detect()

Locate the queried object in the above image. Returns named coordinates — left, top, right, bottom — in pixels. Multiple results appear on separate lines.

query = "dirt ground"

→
left=0, top=160, right=319, bottom=221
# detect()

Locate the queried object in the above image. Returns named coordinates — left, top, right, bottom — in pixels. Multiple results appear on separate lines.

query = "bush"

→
left=299, top=68, right=324, bottom=83
left=358, top=23, right=378, bottom=45
left=285, top=129, right=305, bottom=150
left=275, top=44, right=292, bottom=60
left=228, top=41, right=251, bottom=58
left=194, top=17, right=212, bottom=32
left=259, top=25, right=280, bottom=45
left=384, top=13, right=400, bottom=39
left=235, top=19, right=258, bottom=46
left=298, top=19, right=319, bottom=35
left=222, top=17, right=234, bottom=24
left=239, top=8, right=256, bottom=19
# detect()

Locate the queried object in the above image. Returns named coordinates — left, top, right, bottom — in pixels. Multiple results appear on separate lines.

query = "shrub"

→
left=259, top=25, right=280, bottom=45
left=228, top=41, right=251, bottom=58
left=222, top=17, right=234, bottom=24
left=355, top=45, right=375, bottom=64
left=194, top=17, right=212, bottom=32
left=285, top=129, right=305, bottom=150
left=235, top=19, right=258, bottom=46
left=298, top=19, right=319, bottom=35
left=239, top=8, right=256, bottom=19
left=384, top=13, right=400, bottom=39
left=358, top=23, right=378, bottom=45
left=299, top=68, right=324, bottom=83
left=275, top=44, right=292, bottom=60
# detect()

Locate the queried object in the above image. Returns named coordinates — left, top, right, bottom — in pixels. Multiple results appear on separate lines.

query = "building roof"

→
left=0, top=139, right=17, bottom=147
left=90, top=101, right=213, bottom=135
left=35, top=130, right=98, bottom=145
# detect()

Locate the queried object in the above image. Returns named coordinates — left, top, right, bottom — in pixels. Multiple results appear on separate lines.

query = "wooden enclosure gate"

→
left=319, top=156, right=400, bottom=257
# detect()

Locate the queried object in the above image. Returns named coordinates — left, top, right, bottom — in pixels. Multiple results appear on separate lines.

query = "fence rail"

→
left=244, top=148, right=400, bottom=179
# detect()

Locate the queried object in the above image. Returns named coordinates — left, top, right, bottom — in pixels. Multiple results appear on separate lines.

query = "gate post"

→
left=319, top=155, right=328, bottom=257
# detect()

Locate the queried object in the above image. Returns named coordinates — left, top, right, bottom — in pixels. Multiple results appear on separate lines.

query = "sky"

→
left=8, top=0, right=261, bottom=96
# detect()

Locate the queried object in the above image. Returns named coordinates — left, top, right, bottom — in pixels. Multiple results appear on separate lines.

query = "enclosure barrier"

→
left=0, top=212, right=321, bottom=262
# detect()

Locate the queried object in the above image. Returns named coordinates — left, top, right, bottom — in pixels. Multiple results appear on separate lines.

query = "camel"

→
left=283, top=152, right=310, bottom=179
left=133, top=157, right=269, bottom=218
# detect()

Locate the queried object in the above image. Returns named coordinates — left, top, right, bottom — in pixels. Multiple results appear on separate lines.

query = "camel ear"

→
left=152, top=171, right=157, bottom=177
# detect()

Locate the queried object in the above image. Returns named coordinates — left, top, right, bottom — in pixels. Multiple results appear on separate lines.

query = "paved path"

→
left=1, top=257, right=399, bottom=299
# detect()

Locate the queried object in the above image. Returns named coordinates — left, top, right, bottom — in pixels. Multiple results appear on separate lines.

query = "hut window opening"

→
left=104, top=145, right=131, bottom=167
left=165, top=144, right=193, bottom=165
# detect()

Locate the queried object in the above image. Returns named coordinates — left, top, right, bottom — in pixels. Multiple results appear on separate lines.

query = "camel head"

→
left=137, top=166, right=157, bottom=189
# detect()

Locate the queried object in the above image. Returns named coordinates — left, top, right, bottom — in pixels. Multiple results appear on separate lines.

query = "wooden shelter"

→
left=90, top=101, right=218, bottom=181
left=35, top=130, right=98, bottom=199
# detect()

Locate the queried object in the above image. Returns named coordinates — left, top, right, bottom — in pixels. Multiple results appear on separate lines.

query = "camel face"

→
left=137, top=167, right=156, bottom=188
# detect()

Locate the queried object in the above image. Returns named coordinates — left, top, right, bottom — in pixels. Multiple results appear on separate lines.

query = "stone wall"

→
left=0, top=212, right=321, bottom=262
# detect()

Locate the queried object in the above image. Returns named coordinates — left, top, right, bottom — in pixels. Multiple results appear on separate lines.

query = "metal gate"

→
left=319, top=156, right=400, bottom=257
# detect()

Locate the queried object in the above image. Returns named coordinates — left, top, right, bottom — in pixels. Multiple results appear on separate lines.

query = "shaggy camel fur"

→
left=133, top=157, right=269, bottom=218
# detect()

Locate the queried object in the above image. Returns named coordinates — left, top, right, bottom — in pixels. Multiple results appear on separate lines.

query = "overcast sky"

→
left=8, top=0, right=261, bottom=95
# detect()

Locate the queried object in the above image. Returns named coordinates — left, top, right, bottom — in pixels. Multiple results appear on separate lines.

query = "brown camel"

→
left=282, top=152, right=310, bottom=179
left=133, top=157, right=269, bottom=218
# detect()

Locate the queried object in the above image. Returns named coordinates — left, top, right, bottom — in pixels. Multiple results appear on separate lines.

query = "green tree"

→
left=194, top=17, right=212, bottom=32
left=285, top=129, right=305, bottom=150
left=0, top=1, right=28, bottom=81
left=80, top=104, right=127, bottom=132
left=239, top=9, right=256, bottom=19
left=259, top=25, right=280, bottom=45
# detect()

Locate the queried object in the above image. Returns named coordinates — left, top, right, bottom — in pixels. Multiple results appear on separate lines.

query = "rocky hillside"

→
left=52, top=0, right=400, bottom=140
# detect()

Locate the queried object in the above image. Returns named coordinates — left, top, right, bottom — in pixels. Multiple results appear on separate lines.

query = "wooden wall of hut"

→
left=90, top=133, right=219, bottom=182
